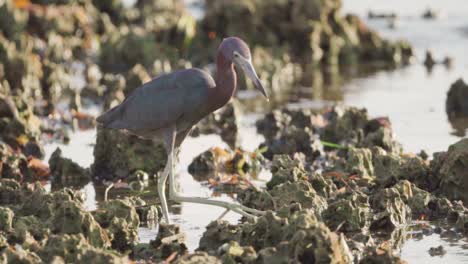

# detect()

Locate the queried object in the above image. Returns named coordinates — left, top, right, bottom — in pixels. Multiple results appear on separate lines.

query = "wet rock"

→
left=347, top=233, right=375, bottom=262
left=0, top=246, right=42, bottom=264
left=49, top=148, right=90, bottom=187
left=371, top=149, right=402, bottom=187
left=269, top=181, right=328, bottom=214
left=309, top=172, right=338, bottom=199
left=18, top=186, right=83, bottom=220
left=323, top=192, right=371, bottom=232
left=187, top=149, right=216, bottom=181
left=126, top=196, right=158, bottom=224
left=266, top=154, right=307, bottom=190
left=346, top=148, right=374, bottom=179
left=198, top=221, right=241, bottom=254
left=174, top=252, right=221, bottom=264
left=261, top=126, right=323, bottom=161
left=218, top=241, right=257, bottom=264
left=0, top=234, right=6, bottom=249
left=12, top=215, right=48, bottom=245
left=41, top=232, right=127, bottom=263
left=442, top=56, right=454, bottom=68
left=200, top=211, right=353, bottom=262
left=422, top=8, right=440, bottom=20
left=256, top=244, right=291, bottom=264
left=91, top=0, right=125, bottom=24
left=93, top=199, right=140, bottom=251
left=40, top=60, right=71, bottom=113
left=99, top=27, right=180, bottom=72
left=79, top=247, right=128, bottom=264
left=48, top=200, right=110, bottom=248
left=0, top=94, right=41, bottom=150
left=0, top=178, right=23, bottom=205
left=372, top=148, right=430, bottom=188
left=424, top=50, right=436, bottom=69
left=432, top=138, right=468, bottom=204
left=428, top=245, right=446, bottom=257
left=370, top=185, right=411, bottom=231
left=248, top=47, right=302, bottom=95
left=0, top=93, right=18, bottom=119
left=286, top=226, right=352, bottom=263
left=0, top=42, right=43, bottom=103
left=149, top=224, right=187, bottom=260
left=236, top=187, right=275, bottom=211
left=446, top=78, right=468, bottom=119
left=39, top=234, right=90, bottom=263
left=23, top=140, right=45, bottom=160
left=322, top=107, right=401, bottom=153
left=368, top=11, right=397, bottom=19
left=188, top=147, right=264, bottom=183
left=0, top=207, right=13, bottom=231
left=256, top=109, right=325, bottom=142
left=201, top=0, right=411, bottom=66
left=455, top=210, right=468, bottom=233
left=0, top=1, right=28, bottom=39
left=0, top=143, right=34, bottom=182
left=360, top=245, right=406, bottom=264
left=256, top=110, right=292, bottom=141
left=92, top=126, right=166, bottom=181
left=427, top=197, right=458, bottom=219
left=406, top=184, right=432, bottom=217
left=253, top=212, right=352, bottom=262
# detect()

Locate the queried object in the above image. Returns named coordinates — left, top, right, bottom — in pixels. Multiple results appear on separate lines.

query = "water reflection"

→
left=449, top=117, right=468, bottom=137
left=401, top=222, right=468, bottom=263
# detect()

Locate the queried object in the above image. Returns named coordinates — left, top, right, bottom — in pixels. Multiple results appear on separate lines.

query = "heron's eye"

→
left=234, top=53, right=239, bottom=58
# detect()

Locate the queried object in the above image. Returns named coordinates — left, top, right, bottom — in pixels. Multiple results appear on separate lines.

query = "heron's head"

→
left=219, top=37, right=268, bottom=100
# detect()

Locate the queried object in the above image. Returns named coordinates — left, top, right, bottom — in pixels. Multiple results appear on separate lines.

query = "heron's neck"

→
left=211, top=54, right=236, bottom=111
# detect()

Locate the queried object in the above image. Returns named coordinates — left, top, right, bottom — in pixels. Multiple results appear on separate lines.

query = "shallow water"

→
left=43, top=0, right=468, bottom=262
left=341, top=0, right=468, bottom=154
left=43, top=120, right=261, bottom=250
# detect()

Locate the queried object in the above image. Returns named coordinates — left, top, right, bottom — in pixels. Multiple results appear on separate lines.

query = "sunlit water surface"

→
left=42, top=0, right=468, bottom=262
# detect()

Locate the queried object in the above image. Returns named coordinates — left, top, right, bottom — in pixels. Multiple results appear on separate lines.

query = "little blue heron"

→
left=97, top=37, right=268, bottom=223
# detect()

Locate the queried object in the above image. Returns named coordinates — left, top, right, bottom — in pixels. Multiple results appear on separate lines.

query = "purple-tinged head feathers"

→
left=218, top=37, right=251, bottom=61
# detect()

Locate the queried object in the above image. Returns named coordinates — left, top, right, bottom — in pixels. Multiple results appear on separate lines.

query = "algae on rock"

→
left=324, top=192, right=371, bottom=232
left=49, top=147, right=90, bottom=187
left=93, top=199, right=140, bottom=252
left=48, top=200, right=110, bottom=248
left=432, top=138, right=468, bottom=205
left=92, top=126, right=166, bottom=181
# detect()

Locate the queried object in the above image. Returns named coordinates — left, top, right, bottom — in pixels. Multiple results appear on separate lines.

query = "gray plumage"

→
left=97, top=68, right=215, bottom=142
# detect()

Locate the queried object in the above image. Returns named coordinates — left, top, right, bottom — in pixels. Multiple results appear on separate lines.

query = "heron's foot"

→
left=169, top=192, right=265, bottom=221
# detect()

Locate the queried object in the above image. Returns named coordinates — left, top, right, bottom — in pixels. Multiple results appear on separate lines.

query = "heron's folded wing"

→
left=98, top=69, right=214, bottom=131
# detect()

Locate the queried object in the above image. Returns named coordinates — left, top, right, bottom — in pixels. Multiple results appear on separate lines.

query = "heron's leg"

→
left=164, top=127, right=265, bottom=219
left=157, top=152, right=171, bottom=224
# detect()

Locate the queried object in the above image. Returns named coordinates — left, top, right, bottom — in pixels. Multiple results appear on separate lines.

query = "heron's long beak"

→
left=237, top=56, right=269, bottom=100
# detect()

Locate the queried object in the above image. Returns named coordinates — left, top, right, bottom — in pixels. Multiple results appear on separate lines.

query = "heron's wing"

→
left=97, top=68, right=215, bottom=131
